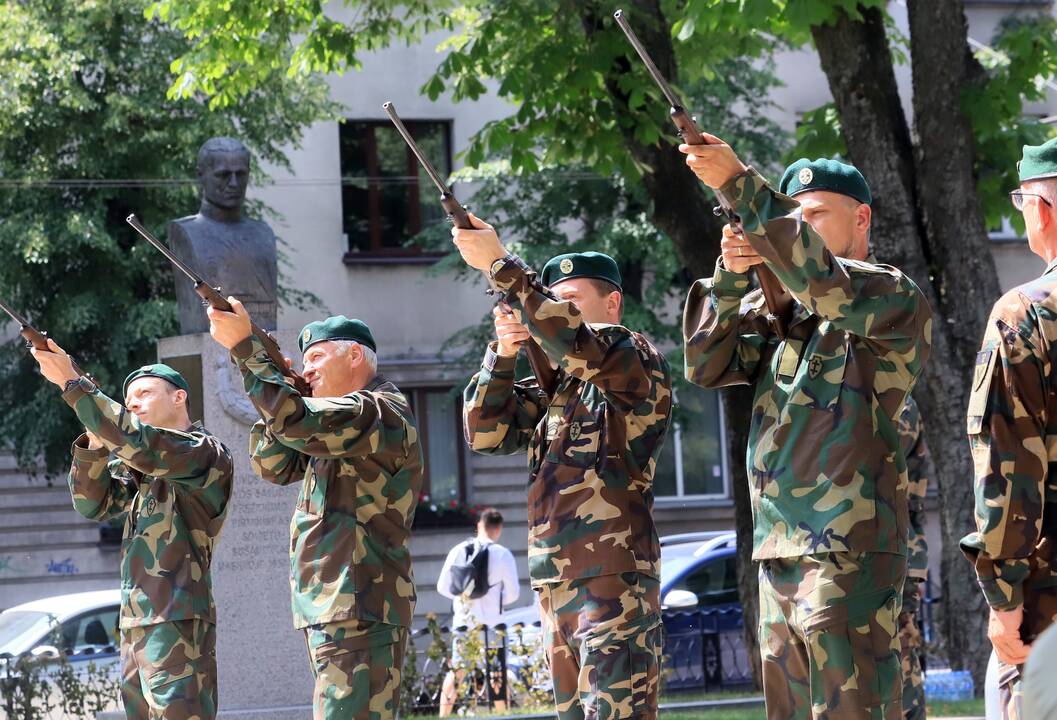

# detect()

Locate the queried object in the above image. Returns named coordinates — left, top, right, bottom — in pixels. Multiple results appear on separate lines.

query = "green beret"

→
left=1019, top=137, right=1057, bottom=183
left=123, top=363, right=191, bottom=397
left=780, top=157, right=872, bottom=205
left=298, top=315, right=377, bottom=354
left=540, top=252, right=622, bottom=291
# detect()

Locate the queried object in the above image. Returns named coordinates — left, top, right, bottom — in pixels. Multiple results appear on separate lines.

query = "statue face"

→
left=199, top=150, right=250, bottom=210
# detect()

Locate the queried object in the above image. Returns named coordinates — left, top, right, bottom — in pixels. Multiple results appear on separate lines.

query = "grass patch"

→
left=414, top=693, right=985, bottom=719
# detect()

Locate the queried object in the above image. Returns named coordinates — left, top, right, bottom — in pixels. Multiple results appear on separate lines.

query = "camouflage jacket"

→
left=463, top=256, right=673, bottom=587
left=683, top=168, right=932, bottom=560
left=899, top=396, right=931, bottom=582
left=960, top=261, right=1057, bottom=611
left=63, top=380, right=232, bottom=629
left=231, top=335, right=422, bottom=630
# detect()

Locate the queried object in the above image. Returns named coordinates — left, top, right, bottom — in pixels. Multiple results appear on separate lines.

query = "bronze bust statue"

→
left=169, top=137, right=278, bottom=334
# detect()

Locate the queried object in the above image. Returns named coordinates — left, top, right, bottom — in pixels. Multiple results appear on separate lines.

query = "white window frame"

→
left=655, top=387, right=731, bottom=506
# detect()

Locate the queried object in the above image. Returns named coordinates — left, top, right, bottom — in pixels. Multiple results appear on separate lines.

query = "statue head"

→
left=197, top=137, right=251, bottom=211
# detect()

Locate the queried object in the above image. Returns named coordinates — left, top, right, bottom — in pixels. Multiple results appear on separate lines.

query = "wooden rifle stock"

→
left=383, top=102, right=559, bottom=394
left=0, top=298, right=93, bottom=381
left=616, top=10, right=792, bottom=338
left=124, top=214, right=312, bottom=396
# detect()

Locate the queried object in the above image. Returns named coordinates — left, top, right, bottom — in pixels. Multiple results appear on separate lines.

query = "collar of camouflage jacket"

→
left=1046, top=257, right=1057, bottom=277
left=361, top=374, right=389, bottom=393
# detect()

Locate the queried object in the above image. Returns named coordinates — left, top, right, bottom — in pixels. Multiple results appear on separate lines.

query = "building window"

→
left=654, top=384, right=729, bottom=501
left=406, top=387, right=466, bottom=503
left=339, top=119, right=452, bottom=259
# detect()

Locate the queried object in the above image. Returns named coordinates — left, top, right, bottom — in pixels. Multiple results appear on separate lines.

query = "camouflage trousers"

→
left=758, top=551, right=905, bottom=720
left=303, top=618, right=407, bottom=720
left=897, top=581, right=925, bottom=720
left=537, top=572, right=662, bottom=720
left=120, top=619, right=217, bottom=720
left=996, top=585, right=1057, bottom=720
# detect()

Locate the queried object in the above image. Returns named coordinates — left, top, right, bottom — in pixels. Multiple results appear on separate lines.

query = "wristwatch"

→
left=489, top=255, right=511, bottom=280
left=63, top=376, right=92, bottom=393
left=63, top=377, right=83, bottom=393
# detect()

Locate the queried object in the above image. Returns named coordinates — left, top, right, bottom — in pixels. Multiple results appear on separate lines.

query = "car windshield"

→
left=0, top=611, right=55, bottom=656
left=660, top=554, right=698, bottom=585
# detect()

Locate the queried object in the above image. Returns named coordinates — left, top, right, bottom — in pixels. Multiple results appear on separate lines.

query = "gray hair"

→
left=1023, top=177, right=1057, bottom=206
left=333, top=340, right=377, bottom=372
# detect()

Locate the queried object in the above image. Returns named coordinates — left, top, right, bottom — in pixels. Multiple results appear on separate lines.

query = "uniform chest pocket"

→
left=783, top=342, right=849, bottom=412
left=543, top=404, right=605, bottom=469
left=298, top=463, right=331, bottom=516
left=131, top=483, right=174, bottom=538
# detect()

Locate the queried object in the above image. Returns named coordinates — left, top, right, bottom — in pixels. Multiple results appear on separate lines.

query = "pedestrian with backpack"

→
left=436, top=508, right=520, bottom=715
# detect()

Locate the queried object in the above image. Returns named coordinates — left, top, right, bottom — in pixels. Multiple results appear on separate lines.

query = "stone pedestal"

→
left=158, top=332, right=312, bottom=719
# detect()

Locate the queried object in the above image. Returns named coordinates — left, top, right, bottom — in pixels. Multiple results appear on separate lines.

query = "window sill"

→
left=654, top=496, right=734, bottom=510
left=342, top=252, right=447, bottom=266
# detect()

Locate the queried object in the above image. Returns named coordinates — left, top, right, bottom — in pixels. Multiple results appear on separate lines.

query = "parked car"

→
left=0, top=589, right=122, bottom=681
left=493, top=531, right=741, bottom=669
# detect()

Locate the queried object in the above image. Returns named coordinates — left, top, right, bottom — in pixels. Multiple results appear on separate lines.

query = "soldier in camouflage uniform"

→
left=452, top=216, right=673, bottom=720
left=207, top=302, right=422, bottom=720
left=960, top=137, right=1057, bottom=720
left=680, top=143, right=932, bottom=719
left=898, top=397, right=930, bottom=720
left=31, top=346, right=232, bottom=720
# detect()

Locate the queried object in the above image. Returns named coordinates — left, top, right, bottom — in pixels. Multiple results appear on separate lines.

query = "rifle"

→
left=125, top=214, right=312, bottom=396
left=0, top=298, right=93, bottom=380
left=382, top=101, right=559, bottom=394
left=613, top=9, right=792, bottom=338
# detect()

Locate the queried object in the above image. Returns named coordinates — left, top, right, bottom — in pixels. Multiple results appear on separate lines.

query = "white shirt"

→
left=436, top=538, right=520, bottom=629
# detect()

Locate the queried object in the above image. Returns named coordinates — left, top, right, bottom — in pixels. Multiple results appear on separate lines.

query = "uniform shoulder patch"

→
left=967, top=344, right=999, bottom=433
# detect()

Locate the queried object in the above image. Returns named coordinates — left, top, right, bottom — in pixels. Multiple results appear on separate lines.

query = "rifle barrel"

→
left=0, top=297, right=31, bottom=329
left=382, top=102, right=451, bottom=194
left=125, top=214, right=202, bottom=284
left=613, top=10, right=683, bottom=109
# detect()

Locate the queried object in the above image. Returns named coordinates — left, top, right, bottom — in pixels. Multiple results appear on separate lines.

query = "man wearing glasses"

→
left=961, top=136, right=1057, bottom=717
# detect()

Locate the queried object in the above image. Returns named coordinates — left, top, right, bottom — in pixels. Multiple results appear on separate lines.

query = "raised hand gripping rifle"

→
left=613, top=9, right=792, bottom=338
left=0, top=298, right=93, bottom=381
left=383, top=101, right=559, bottom=394
left=125, top=214, right=312, bottom=396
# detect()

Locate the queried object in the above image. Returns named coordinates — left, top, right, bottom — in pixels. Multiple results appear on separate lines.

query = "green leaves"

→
left=0, top=0, right=334, bottom=471
left=964, top=14, right=1057, bottom=232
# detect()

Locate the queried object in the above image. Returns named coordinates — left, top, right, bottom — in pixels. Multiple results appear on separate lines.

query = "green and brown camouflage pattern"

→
left=463, top=256, right=673, bottom=586
left=121, top=618, right=217, bottom=720
left=960, top=261, right=1057, bottom=614
left=683, top=168, right=932, bottom=560
left=63, top=383, right=232, bottom=629
left=898, top=587, right=925, bottom=720
left=231, top=334, right=422, bottom=630
left=898, top=397, right=930, bottom=583
left=759, top=551, right=905, bottom=719
left=897, top=396, right=929, bottom=720
left=538, top=572, right=661, bottom=720
left=304, top=618, right=407, bottom=720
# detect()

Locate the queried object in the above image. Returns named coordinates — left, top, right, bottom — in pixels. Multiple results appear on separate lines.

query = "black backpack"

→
left=448, top=540, right=491, bottom=599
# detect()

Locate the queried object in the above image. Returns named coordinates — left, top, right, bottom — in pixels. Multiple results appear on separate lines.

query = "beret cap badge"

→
left=798, top=167, right=814, bottom=185
left=559, top=258, right=574, bottom=274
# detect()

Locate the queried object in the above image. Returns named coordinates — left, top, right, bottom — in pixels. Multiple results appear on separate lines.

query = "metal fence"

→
left=402, top=606, right=756, bottom=715
left=661, top=605, right=755, bottom=692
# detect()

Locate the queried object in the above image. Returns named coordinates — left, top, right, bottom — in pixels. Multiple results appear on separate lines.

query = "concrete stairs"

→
left=0, top=452, right=120, bottom=610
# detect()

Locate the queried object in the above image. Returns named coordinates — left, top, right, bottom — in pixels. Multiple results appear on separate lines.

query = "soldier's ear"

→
left=171, top=389, right=188, bottom=407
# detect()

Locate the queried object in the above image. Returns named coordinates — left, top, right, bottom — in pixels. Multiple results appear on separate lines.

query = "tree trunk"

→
left=811, top=2, right=1001, bottom=688
left=906, top=0, right=1000, bottom=688
left=580, top=0, right=761, bottom=688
